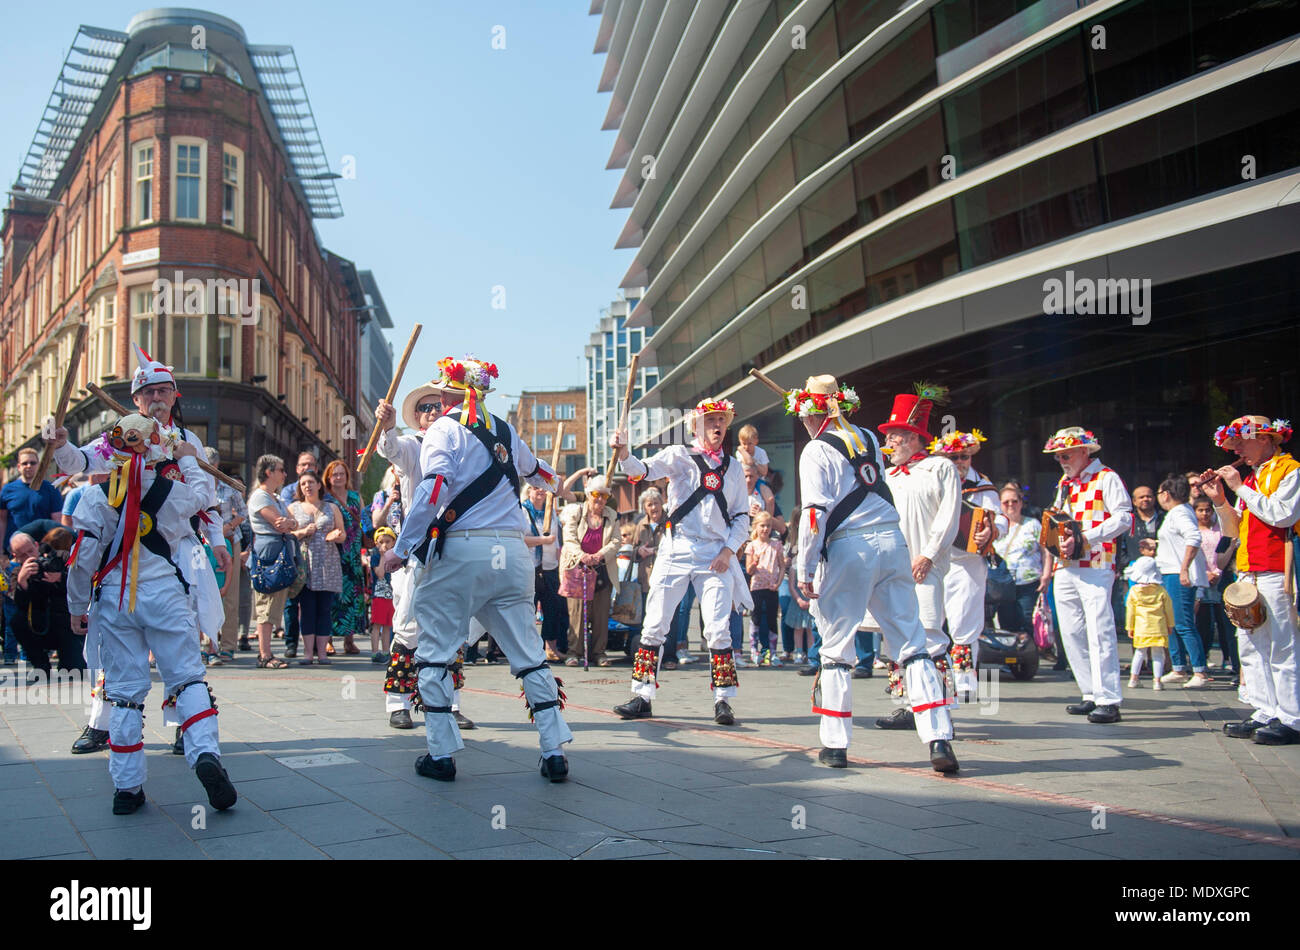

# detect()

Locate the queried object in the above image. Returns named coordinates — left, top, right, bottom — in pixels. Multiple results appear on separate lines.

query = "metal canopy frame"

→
left=15, top=25, right=129, bottom=199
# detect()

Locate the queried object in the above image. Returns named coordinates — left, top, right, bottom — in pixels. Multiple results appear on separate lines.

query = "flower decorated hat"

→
left=879, top=381, right=949, bottom=443
left=130, top=342, right=177, bottom=395
left=1042, top=426, right=1101, bottom=455
left=1214, top=415, right=1292, bottom=451
left=931, top=429, right=987, bottom=456
left=788, top=375, right=868, bottom=457
left=688, top=397, right=735, bottom=434
left=433, top=356, right=499, bottom=428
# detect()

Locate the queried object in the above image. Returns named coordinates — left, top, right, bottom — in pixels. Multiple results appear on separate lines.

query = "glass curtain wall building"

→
left=592, top=0, right=1300, bottom=498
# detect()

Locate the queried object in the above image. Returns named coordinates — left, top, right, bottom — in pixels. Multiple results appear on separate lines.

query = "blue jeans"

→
left=778, top=580, right=794, bottom=652
left=730, top=611, right=743, bottom=652
left=671, top=584, right=695, bottom=649
left=1163, top=575, right=1205, bottom=672
left=2, top=600, right=17, bottom=662
left=854, top=630, right=880, bottom=669
left=282, top=594, right=301, bottom=651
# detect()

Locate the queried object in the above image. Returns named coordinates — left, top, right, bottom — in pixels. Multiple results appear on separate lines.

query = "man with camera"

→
left=8, top=524, right=84, bottom=683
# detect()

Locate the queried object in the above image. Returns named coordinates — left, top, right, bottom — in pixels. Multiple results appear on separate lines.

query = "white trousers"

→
left=96, top=581, right=219, bottom=790
left=811, top=526, right=953, bottom=746
left=633, top=542, right=738, bottom=703
left=945, top=550, right=987, bottom=696
left=88, top=670, right=110, bottom=730
left=410, top=533, right=571, bottom=758
left=386, top=689, right=461, bottom=714
left=1054, top=567, right=1122, bottom=706
left=1234, top=572, right=1300, bottom=730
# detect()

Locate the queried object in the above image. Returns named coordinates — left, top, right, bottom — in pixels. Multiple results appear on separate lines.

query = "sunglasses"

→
left=589, top=491, right=610, bottom=499
left=415, top=402, right=439, bottom=413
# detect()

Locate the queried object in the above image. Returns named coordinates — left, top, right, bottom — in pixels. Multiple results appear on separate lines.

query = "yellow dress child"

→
left=1124, top=555, right=1174, bottom=691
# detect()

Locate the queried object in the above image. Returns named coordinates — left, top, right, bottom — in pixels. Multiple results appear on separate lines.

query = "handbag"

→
left=250, top=536, right=298, bottom=594
left=1032, top=593, right=1055, bottom=652
left=558, top=563, right=594, bottom=601
left=986, top=556, right=1015, bottom=604
left=610, top=558, right=643, bottom=625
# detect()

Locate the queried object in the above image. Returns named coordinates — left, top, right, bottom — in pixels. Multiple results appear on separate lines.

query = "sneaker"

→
left=677, top=650, right=694, bottom=664
left=371, top=651, right=386, bottom=664
left=769, top=653, right=783, bottom=667
left=792, top=651, right=806, bottom=664
left=872, top=659, right=888, bottom=670
left=1182, top=673, right=1211, bottom=689
left=750, top=650, right=762, bottom=666
left=1160, top=671, right=1188, bottom=684
left=759, top=651, right=772, bottom=667
left=1152, top=680, right=1163, bottom=692
left=1128, top=677, right=1140, bottom=689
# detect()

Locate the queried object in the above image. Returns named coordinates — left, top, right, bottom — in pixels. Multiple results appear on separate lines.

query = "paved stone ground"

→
left=1, top=643, right=1297, bottom=860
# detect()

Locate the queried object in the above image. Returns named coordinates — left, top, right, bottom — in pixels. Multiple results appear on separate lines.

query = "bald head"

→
left=9, top=533, right=37, bottom=560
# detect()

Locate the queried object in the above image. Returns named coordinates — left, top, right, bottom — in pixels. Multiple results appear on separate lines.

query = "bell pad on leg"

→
left=710, top=649, right=739, bottom=689
left=631, top=647, right=658, bottom=684
left=951, top=644, right=973, bottom=672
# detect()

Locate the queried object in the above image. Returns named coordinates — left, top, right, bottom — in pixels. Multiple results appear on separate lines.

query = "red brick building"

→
left=507, top=388, right=588, bottom=478
left=1, top=11, right=376, bottom=484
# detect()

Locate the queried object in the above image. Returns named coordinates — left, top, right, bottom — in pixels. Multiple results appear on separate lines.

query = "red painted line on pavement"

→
left=463, top=686, right=1300, bottom=851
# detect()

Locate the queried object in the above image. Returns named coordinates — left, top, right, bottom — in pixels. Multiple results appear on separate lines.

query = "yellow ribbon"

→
left=834, top=417, right=867, bottom=458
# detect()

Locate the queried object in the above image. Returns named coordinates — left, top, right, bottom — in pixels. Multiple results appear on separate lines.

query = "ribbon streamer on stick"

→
left=358, top=323, right=423, bottom=476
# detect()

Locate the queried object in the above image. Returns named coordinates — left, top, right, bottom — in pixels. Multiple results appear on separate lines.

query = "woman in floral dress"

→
left=323, top=460, right=372, bottom=655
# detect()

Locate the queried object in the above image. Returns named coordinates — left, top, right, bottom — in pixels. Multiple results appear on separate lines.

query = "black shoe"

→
left=1224, top=718, right=1268, bottom=739
left=71, top=725, right=109, bottom=754
left=929, top=740, right=959, bottom=774
left=875, top=707, right=915, bottom=730
left=819, top=747, right=847, bottom=768
left=713, top=700, right=735, bottom=726
left=172, top=726, right=185, bottom=756
left=1066, top=700, right=1097, bottom=715
left=1253, top=722, right=1300, bottom=746
left=614, top=696, right=652, bottom=719
left=798, top=664, right=819, bottom=676
left=454, top=711, right=476, bottom=730
left=112, top=787, right=146, bottom=815
left=238, top=637, right=251, bottom=652
left=389, top=709, right=414, bottom=730
left=539, top=754, right=569, bottom=782
left=194, top=752, right=237, bottom=811
left=414, top=754, right=456, bottom=782
left=1052, top=662, right=1068, bottom=671
left=1087, top=704, right=1121, bottom=724
left=852, top=667, right=872, bottom=679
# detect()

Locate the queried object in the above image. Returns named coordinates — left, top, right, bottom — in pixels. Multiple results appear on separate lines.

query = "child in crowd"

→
left=735, top=424, right=769, bottom=477
left=369, top=527, right=397, bottom=663
left=744, top=511, right=786, bottom=666
left=782, top=514, right=812, bottom=663
left=1124, top=548, right=1173, bottom=691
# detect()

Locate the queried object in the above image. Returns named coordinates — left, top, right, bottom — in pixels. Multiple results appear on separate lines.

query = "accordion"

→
left=954, top=502, right=994, bottom=555
left=1041, top=508, right=1084, bottom=560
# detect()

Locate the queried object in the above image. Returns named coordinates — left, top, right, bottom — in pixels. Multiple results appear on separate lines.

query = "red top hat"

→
left=878, top=382, right=949, bottom=443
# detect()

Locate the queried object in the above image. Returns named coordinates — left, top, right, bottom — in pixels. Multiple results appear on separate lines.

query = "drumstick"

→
left=358, top=323, right=423, bottom=476
left=605, top=353, right=641, bottom=484
left=32, top=322, right=89, bottom=487
left=542, top=421, right=565, bottom=534
left=85, top=383, right=247, bottom=493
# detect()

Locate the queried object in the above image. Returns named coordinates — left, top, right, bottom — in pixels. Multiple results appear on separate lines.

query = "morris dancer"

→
left=931, top=429, right=1003, bottom=701
left=376, top=384, right=475, bottom=732
left=385, top=357, right=572, bottom=782
left=1199, top=416, right=1299, bottom=745
left=791, top=376, right=957, bottom=772
left=1044, top=427, right=1132, bottom=724
left=65, top=414, right=235, bottom=814
left=48, top=344, right=227, bottom=755
left=869, top=384, right=962, bottom=732
left=610, top=398, right=752, bottom=726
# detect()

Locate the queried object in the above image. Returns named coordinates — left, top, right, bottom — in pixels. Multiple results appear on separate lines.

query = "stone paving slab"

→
left=1, top=643, right=1297, bottom=860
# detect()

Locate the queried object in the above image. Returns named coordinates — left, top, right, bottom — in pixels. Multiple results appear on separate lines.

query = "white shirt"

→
left=1236, top=463, right=1300, bottom=528
left=56, top=426, right=223, bottom=551
left=66, top=456, right=206, bottom=610
left=960, top=466, right=1009, bottom=542
left=796, top=422, right=898, bottom=582
left=1050, top=457, right=1133, bottom=548
left=394, top=413, right=556, bottom=561
left=376, top=426, right=422, bottom=515
left=1156, top=502, right=1209, bottom=586
left=619, top=445, right=749, bottom=554
left=884, top=453, right=962, bottom=565
left=735, top=445, right=769, bottom=467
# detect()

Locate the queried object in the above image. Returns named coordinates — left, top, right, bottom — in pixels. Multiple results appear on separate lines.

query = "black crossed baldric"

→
left=667, top=453, right=738, bottom=536
left=417, top=415, right=529, bottom=560
left=92, top=474, right=190, bottom=597
left=809, top=430, right=894, bottom=559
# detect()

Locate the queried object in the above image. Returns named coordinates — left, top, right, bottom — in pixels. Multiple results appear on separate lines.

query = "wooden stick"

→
left=605, top=353, right=641, bottom=484
left=748, top=367, right=788, bottom=398
left=358, top=323, right=423, bottom=476
left=84, top=382, right=246, bottom=493
left=33, top=322, right=90, bottom=486
left=542, top=421, right=565, bottom=534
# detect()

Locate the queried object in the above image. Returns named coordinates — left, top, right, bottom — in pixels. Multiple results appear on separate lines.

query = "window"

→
left=556, top=403, right=576, bottom=420
left=562, top=434, right=577, bottom=451
left=217, top=290, right=241, bottom=379
left=170, top=312, right=204, bottom=374
left=86, top=295, right=116, bottom=382
left=131, top=289, right=155, bottom=353
left=221, top=146, right=243, bottom=230
left=532, top=402, right=552, bottom=421
left=171, top=138, right=206, bottom=222
left=255, top=296, right=279, bottom=386
left=51, top=249, right=62, bottom=305
left=256, top=173, right=268, bottom=253
left=99, top=163, right=119, bottom=252
left=133, top=141, right=154, bottom=225
left=69, top=219, right=83, bottom=281
left=536, top=434, right=553, bottom=451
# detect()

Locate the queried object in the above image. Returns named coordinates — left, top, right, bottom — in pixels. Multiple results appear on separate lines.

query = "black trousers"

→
left=537, top=567, right=569, bottom=653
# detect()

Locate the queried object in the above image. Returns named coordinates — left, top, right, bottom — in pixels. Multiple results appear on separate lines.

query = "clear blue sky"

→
left=0, top=1, right=634, bottom=418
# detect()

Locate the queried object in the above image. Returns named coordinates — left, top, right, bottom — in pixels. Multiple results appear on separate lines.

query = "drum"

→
left=1041, top=508, right=1083, bottom=560
left=1223, top=580, right=1266, bottom=630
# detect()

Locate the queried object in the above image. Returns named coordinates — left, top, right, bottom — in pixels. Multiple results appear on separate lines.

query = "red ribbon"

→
left=889, top=452, right=928, bottom=476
